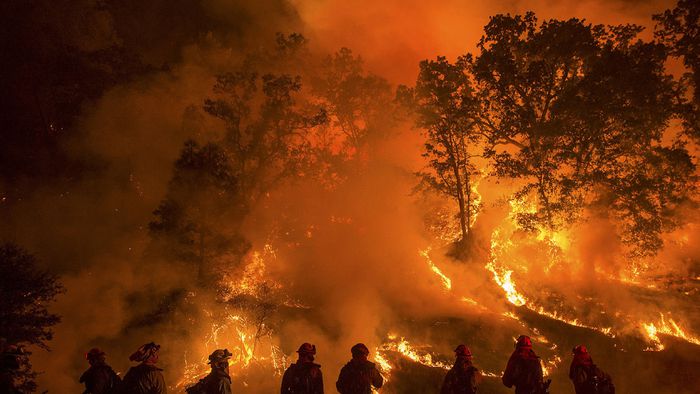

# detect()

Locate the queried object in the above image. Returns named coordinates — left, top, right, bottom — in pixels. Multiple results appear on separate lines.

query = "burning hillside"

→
left=1, top=1, right=699, bottom=394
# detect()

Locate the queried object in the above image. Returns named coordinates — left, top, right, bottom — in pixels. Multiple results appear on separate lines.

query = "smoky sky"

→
left=1, top=0, right=696, bottom=393
left=1, top=0, right=676, bottom=268
left=293, top=0, right=675, bottom=83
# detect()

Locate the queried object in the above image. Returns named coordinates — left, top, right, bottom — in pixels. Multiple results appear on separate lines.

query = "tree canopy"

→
left=148, top=34, right=400, bottom=283
left=0, top=243, right=63, bottom=391
left=407, top=12, right=697, bottom=256
left=655, top=0, right=700, bottom=142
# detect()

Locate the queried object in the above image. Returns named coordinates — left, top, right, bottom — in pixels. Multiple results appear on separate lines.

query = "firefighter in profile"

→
left=79, top=348, right=121, bottom=394
left=120, top=342, right=167, bottom=394
left=186, top=349, right=233, bottom=394
left=280, top=343, right=323, bottom=394
left=441, top=344, right=480, bottom=394
left=336, top=343, right=383, bottom=394
left=502, top=335, right=549, bottom=394
left=569, top=345, right=614, bottom=394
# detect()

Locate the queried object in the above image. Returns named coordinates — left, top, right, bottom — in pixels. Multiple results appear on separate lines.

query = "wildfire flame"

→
left=421, top=247, right=452, bottom=291
left=486, top=261, right=526, bottom=307
left=376, top=335, right=503, bottom=380
left=642, top=313, right=700, bottom=351
left=174, top=185, right=700, bottom=391
left=373, top=349, right=393, bottom=390
left=177, top=244, right=290, bottom=389
left=379, top=336, right=452, bottom=370
left=482, top=197, right=700, bottom=348
left=487, top=226, right=617, bottom=337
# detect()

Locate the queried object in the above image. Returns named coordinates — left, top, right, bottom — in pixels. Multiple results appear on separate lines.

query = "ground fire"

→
left=1, top=0, right=699, bottom=393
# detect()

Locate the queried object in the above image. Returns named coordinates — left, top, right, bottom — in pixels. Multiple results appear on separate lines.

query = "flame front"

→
left=173, top=172, right=700, bottom=390
left=642, top=313, right=700, bottom=351
left=177, top=244, right=290, bottom=389
left=481, top=195, right=700, bottom=353
left=421, top=247, right=452, bottom=291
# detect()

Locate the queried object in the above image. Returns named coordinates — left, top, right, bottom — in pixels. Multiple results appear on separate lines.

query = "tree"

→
left=655, top=0, right=700, bottom=142
left=149, top=141, right=246, bottom=283
left=468, top=13, right=695, bottom=255
left=150, top=34, right=327, bottom=282
left=0, top=243, right=63, bottom=392
left=401, top=56, right=482, bottom=243
left=312, top=48, right=394, bottom=158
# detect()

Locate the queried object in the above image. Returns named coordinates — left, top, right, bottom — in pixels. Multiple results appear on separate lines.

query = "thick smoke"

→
left=3, top=0, right=698, bottom=393
left=293, top=0, right=674, bottom=83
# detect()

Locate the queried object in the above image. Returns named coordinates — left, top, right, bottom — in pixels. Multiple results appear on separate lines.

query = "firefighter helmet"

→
left=516, top=335, right=532, bottom=349
left=454, top=344, right=472, bottom=358
left=208, top=349, right=233, bottom=364
left=296, top=343, right=316, bottom=355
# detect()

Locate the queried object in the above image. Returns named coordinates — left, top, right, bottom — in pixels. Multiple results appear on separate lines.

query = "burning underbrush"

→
left=164, top=148, right=700, bottom=393
left=172, top=218, right=700, bottom=393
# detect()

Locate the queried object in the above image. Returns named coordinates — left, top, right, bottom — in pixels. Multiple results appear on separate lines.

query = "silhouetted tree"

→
left=401, top=56, right=482, bottom=243
left=312, top=48, right=394, bottom=158
left=0, top=243, right=63, bottom=392
left=655, top=0, right=700, bottom=142
left=468, top=13, right=695, bottom=255
left=150, top=34, right=327, bottom=282
left=149, top=141, right=245, bottom=282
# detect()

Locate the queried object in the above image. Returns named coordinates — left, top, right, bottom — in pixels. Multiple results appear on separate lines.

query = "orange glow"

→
left=420, top=247, right=452, bottom=291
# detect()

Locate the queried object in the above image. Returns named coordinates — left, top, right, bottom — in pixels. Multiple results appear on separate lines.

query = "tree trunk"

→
left=453, top=164, right=469, bottom=243
left=538, top=179, right=554, bottom=230
left=466, top=176, right=472, bottom=233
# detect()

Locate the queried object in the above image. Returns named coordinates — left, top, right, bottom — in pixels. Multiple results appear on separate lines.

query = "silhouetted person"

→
left=186, top=349, right=232, bottom=394
left=281, top=343, right=323, bottom=394
left=441, top=345, right=481, bottom=394
left=0, top=339, right=22, bottom=394
left=336, top=343, right=383, bottom=394
left=120, top=342, right=167, bottom=394
left=79, top=348, right=121, bottom=394
left=502, top=335, right=547, bottom=394
left=569, top=345, right=614, bottom=394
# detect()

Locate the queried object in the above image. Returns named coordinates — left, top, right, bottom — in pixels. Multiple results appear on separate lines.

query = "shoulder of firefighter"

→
left=121, top=364, right=167, bottom=394
left=187, top=369, right=232, bottom=394
left=281, top=362, right=323, bottom=394
left=336, top=359, right=383, bottom=393
left=370, top=361, right=384, bottom=388
left=569, top=362, right=589, bottom=385
left=573, top=363, right=614, bottom=394
left=80, top=364, right=121, bottom=392
left=502, top=351, right=542, bottom=390
left=440, top=369, right=456, bottom=394
left=442, top=365, right=480, bottom=394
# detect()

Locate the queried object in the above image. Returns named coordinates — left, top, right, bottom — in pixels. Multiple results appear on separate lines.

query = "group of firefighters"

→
left=69, top=335, right=614, bottom=394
